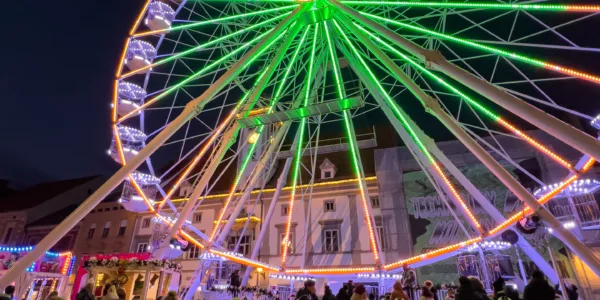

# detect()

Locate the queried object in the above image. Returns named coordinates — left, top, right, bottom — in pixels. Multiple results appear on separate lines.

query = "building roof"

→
left=27, top=204, right=81, bottom=227
left=0, top=175, right=101, bottom=211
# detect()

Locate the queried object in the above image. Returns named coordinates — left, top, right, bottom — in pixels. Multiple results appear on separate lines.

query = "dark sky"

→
left=1, top=1, right=144, bottom=186
left=1, top=1, right=599, bottom=187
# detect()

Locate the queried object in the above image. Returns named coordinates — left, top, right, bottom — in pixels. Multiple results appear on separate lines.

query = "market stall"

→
left=0, top=245, right=74, bottom=300
left=71, top=253, right=181, bottom=300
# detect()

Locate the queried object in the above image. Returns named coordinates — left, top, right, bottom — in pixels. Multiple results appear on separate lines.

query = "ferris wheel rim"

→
left=110, top=0, right=600, bottom=277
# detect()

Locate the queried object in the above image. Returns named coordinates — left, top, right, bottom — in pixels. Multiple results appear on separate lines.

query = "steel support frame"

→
left=241, top=157, right=293, bottom=286
left=0, top=5, right=304, bottom=288
left=154, top=124, right=240, bottom=258
left=334, top=24, right=559, bottom=282
left=333, top=1, right=600, bottom=277
left=323, top=19, right=384, bottom=266
left=331, top=0, right=600, bottom=164
left=335, top=14, right=483, bottom=235
left=155, top=17, right=306, bottom=258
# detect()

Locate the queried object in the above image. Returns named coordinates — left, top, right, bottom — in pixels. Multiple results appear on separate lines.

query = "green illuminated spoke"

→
left=225, top=26, right=311, bottom=206
left=121, top=13, right=291, bottom=79
left=332, top=20, right=434, bottom=161
left=119, top=28, right=280, bottom=122
left=282, top=24, right=319, bottom=262
left=341, top=1, right=600, bottom=12
left=353, top=22, right=499, bottom=121
left=358, top=12, right=600, bottom=85
left=134, top=5, right=299, bottom=37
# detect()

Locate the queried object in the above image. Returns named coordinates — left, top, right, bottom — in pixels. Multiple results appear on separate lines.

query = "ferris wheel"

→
left=4, top=0, right=600, bottom=293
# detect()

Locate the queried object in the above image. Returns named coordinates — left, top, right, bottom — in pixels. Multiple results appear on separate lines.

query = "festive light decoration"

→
left=162, top=176, right=378, bottom=203
left=488, top=175, right=578, bottom=235
left=534, top=178, right=600, bottom=198
left=209, top=249, right=279, bottom=271
left=591, top=114, right=600, bottom=130
left=135, top=5, right=298, bottom=37
left=466, top=240, right=512, bottom=252
left=118, top=81, right=147, bottom=100
left=126, top=40, right=157, bottom=62
left=360, top=13, right=600, bottom=85
left=282, top=25, right=314, bottom=265
left=547, top=221, right=577, bottom=233
left=211, top=26, right=310, bottom=246
left=355, top=24, right=573, bottom=170
left=384, top=237, right=482, bottom=270
left=122, top=15, right=291, bottom=79
left=286, top=267, right=376, bottom=274
left=325, top=21, right=380, bottom=263
left=497, top=119, right=573, bottom=169
left=432, top=162, right=482, bottom=229
left=116, top=125, right=147, bottom=142
left=127, top=171, right=161, bottom=186
left=213, top=216, right=261, bottom=224
left=341, top=2, right=600, bottom=12
left=269, top=274, right=316, bottom=281
left=145, top=1, right=175, bottom=26
left=357, top=273, right=402, bottom=279
left=335, top=21, right=482, bottom=233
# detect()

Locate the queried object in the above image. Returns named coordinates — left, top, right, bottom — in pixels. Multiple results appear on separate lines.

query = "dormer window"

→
left=179, top=181, right=192, bottom=197
left=319, top=158, right=337, bottom=180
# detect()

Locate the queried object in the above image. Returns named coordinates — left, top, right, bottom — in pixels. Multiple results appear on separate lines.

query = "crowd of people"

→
left=290, top=269, right=579, bottom=300
left=0, top=269, right=581, bottom=300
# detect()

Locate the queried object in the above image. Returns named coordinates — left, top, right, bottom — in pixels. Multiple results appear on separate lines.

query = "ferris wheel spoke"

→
left=133, top=5, right=298, bottom=37
left=355, top=23, right=576, bottom=171
left=511, top=12, right=598, bottom=44
left=209, top=24, right=311, bottom=245
left=119, top=28, right=285, bottom=123
left=336, top=17, right=484, bottom=239
left=333, top=19, right=483, bottom=267
left=340, top=1, right=600, bottom=13
left=359, top=12, right=600, bottom=85
left=324, top=19, right=384, bottom=264
left=120, top=14, right=289, bottom=79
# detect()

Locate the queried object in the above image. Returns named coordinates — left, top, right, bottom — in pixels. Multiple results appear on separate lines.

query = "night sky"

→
left=1, top=1, right=144, bottom=186
left=2, top=1, right=600, bottom=187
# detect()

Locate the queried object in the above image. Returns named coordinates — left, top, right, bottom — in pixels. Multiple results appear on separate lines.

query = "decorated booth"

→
left=0, top=245, right=74, bottom=300
left=71, top=253, right=181, bottom=300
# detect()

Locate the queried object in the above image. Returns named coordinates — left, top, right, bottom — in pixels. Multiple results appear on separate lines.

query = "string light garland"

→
left=286, top=267, right=376, bottom=274
left=209, top=249, right=279, bottom=271
left=384, top=237, right=482, bottom=270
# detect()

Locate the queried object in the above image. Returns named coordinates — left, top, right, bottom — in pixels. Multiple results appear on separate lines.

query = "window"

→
left=376, top=225, right=386, bottom=250
left=281, top=205, right=289, bottom=216
left=118, top=220, right=127, bottom=236
left=136, top=243, right=148, bottom=253
left=227, top=236, right=251, bottom=256
left=279, top=232, right=294, bottom=255
left=371, top=196, right=380, bottom=208
left=102, top=222, right=111, bottom=238
left=188, top=245, right=200, bottom=259
left=324, top=200, right=335, bottom=212
left=193, top=213, right=202, bottom=223
left=324, top=171, right=332, bottom=178
left=142, top=218, right=151, bottom=228
left=3, top=228, right=13, bottom=244
left=322, top=229, right=339, bottom=252
left=87, top=224, right=96, bottom=239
